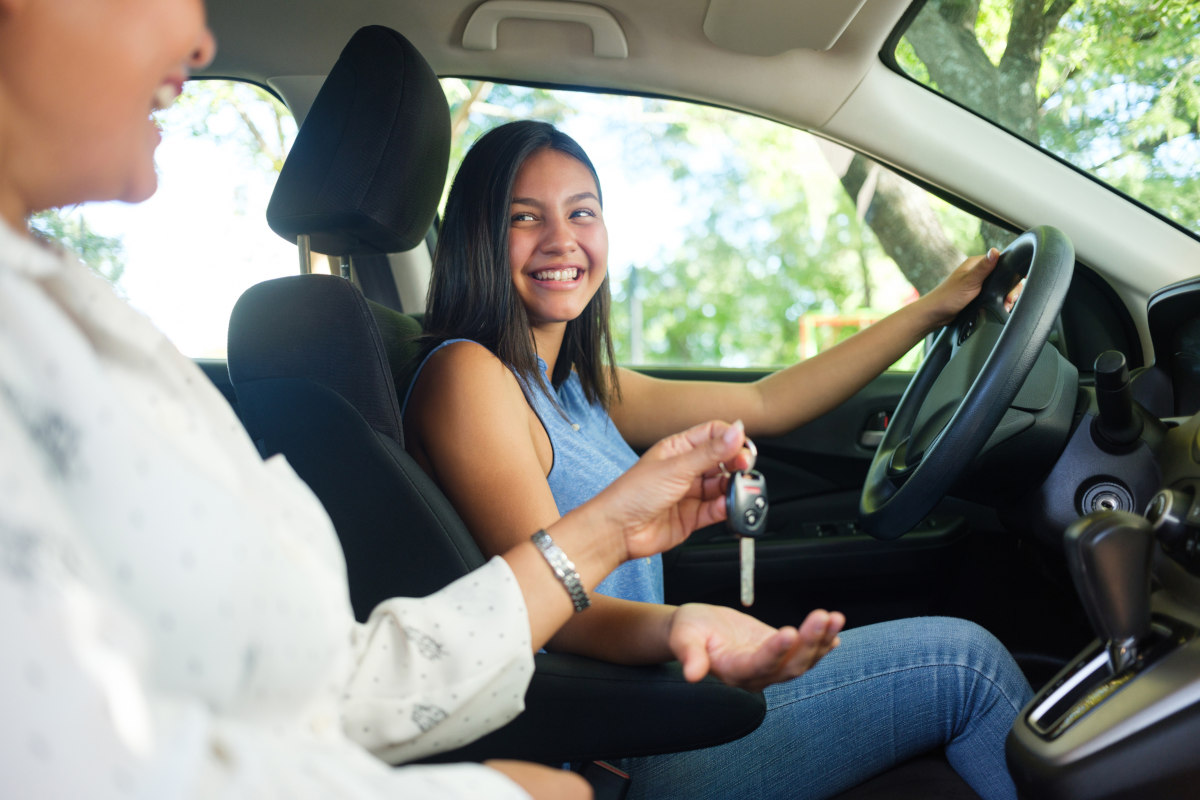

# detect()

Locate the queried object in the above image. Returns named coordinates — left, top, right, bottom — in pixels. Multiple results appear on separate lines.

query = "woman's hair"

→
left=423, top=120, right=620, bottom=409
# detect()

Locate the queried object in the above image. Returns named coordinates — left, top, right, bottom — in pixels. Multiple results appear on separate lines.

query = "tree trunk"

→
left=841, top=0, right=1074, bottom=290
left=838, top=156, right=964, bottom=294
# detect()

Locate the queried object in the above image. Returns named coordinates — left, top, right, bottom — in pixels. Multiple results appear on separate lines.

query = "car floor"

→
left=832, top=751, right=979, bottom=799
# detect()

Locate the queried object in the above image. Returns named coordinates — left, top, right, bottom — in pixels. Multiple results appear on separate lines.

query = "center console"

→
left=1008, top=482, right=1200, bottom=798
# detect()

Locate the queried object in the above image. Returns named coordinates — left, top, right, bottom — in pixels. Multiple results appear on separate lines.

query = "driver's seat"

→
left=227, top=23, right=766, bottom=766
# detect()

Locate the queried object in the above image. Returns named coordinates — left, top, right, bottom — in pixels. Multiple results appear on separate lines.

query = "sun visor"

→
left=703, top=0, right=869, bottom=55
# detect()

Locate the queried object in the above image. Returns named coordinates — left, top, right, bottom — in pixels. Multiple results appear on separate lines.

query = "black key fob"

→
left=726, top=469, right=768, bottom=537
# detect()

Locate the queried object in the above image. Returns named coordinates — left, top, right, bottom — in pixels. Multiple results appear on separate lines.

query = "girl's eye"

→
left=571, top=208, right=598, bottom=219
left=511, top=211, right=536, bottom=223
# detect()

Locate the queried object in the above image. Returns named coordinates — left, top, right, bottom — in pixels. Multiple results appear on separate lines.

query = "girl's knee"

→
left=931, top=617, right=1031, bottom=702
left=914, top=616, right=1006, bottom=658
left=945, top=617, right=1006, bottom=655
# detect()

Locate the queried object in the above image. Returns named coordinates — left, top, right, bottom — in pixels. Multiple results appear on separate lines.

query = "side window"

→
left=31, top=80, right=301, bottom=358
left=442, top=82, right=1014, bottom=370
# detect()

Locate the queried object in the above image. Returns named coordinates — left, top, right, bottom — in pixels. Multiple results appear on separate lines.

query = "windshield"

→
left=892, top=0, right=1200, bottom=238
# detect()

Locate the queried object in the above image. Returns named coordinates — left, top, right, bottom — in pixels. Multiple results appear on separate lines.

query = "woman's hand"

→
left=485, top=760, right=592, bottom=799
left=524, top=419, right=753, bottom=651
left=922, top=247, right=1001, bottom=328
left=668, top=604, right=845, bottom=691
left=588, top=419, right=755, bottom=562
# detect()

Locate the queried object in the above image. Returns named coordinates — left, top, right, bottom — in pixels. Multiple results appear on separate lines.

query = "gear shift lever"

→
left=1063, top=510, right=1154, bottom=674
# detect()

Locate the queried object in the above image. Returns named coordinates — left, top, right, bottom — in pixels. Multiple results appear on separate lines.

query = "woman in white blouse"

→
left=0, top=1, right=845, bottom=797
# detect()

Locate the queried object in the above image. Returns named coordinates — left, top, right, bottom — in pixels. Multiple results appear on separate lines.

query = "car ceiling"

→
left=200, top=0, right=1200, bottom=359
left=202, top=0, right=903, bottom=129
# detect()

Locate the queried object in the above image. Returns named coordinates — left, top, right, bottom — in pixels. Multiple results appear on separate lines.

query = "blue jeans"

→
left=618, top=617, right=1033, bottom=800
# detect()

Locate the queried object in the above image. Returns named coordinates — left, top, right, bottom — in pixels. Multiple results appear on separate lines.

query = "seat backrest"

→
left=228, top=25, right=484, bottom=617
left=229, top=274, right=485, bottom=616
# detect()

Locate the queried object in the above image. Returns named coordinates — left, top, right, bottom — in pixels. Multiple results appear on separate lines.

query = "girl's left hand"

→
left=923, top=247, right=1001, bottom=328
left=668, top=603, right=845, bottom=691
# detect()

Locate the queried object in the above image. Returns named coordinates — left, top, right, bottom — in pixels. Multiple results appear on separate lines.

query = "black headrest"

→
left=266, top=25, right=450, bottom=256
left=228, top=275, right=405, bottom=443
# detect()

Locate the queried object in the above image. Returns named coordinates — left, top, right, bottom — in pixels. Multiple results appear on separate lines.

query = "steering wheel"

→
left=859, top=226, right=1075, bottom=540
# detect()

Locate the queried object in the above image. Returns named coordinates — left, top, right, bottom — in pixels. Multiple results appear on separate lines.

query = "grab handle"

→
left=462, top=0, right=628, bottom=58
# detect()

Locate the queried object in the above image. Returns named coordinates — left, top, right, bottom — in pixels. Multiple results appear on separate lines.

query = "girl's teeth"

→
left=535, top=268, right=579, bottom=281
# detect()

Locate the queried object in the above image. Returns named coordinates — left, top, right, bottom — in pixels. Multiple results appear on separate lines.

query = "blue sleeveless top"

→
left=403, top=340, right=663, bottom=604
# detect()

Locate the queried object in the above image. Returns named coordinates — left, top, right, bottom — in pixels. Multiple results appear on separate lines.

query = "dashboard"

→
left=1006, top=275, right=1200, bottom=799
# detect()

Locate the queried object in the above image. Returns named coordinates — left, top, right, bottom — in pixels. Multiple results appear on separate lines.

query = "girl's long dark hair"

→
left=423, top=120, right=620, bottom=409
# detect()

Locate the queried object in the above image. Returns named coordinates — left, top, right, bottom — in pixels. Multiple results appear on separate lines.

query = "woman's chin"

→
left=117, top=128, right=164, bottom=203
left=118, top=168, right=161, bottom=205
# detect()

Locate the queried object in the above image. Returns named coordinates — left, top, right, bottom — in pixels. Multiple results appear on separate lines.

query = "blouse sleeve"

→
left=0, top=394, right=533, bottom=799
left=341, top=556, right=536, bottom=764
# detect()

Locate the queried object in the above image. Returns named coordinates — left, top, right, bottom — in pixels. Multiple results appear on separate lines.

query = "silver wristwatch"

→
left=531, top=529, right=591, bottom=612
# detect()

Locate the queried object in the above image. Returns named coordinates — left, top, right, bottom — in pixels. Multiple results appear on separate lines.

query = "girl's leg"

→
left=619, top=617, right=1033, bottom=800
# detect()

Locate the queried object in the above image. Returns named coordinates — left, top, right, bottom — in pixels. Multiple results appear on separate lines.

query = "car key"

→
left=726, top=469, right=768, bottom=606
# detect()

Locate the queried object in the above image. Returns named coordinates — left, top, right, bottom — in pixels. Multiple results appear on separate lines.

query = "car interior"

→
left=52, top=0, right=1200, bottom=797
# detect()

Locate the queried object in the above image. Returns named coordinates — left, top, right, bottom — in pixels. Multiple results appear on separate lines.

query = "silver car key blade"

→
left=740, top=535, right=755, bottom=607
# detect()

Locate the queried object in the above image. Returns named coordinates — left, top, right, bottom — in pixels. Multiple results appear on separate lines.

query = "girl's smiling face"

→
left=507, top=147, right=609, bottom=332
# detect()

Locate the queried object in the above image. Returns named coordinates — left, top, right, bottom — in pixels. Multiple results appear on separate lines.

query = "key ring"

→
left=719, top=436, right=757, bottom=476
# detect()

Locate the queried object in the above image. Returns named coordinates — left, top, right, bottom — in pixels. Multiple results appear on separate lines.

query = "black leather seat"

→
left=227, top=24, right=765, bottom=765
